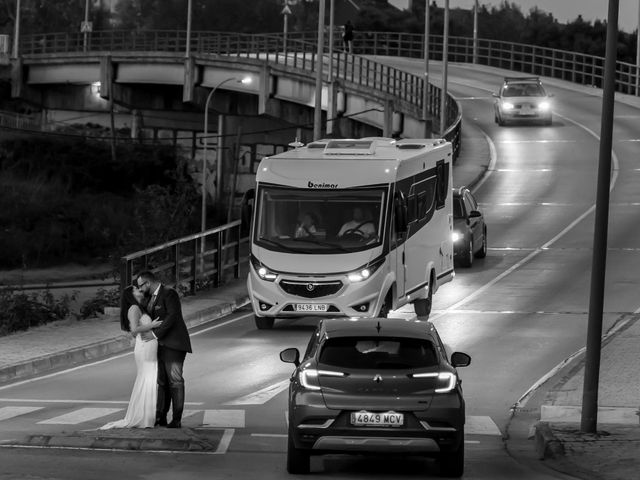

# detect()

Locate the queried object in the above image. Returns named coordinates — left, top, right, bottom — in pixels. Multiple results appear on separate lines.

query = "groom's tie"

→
left=148, top=293, right=157, bottom=313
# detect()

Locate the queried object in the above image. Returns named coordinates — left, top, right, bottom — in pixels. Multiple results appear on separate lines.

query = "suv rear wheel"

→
left=287, top=431, right=310, bottom=474
left=438, top=439, right=464, bottom=477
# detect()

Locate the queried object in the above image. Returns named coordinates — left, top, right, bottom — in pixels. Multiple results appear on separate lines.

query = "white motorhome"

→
left=245, top=137, right=454, bottom=329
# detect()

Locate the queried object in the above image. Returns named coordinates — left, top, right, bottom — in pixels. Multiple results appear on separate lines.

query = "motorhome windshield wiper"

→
left=290, top=237, right=352, bottom=253
left=259, top=237, right=314, bottom=254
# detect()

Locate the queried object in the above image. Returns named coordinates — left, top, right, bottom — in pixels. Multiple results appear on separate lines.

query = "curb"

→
left=14, top=427, right=226, bottom=452
left=534, top=421, right=565, bottom=460
left=0, top=293, right=251, bottom=385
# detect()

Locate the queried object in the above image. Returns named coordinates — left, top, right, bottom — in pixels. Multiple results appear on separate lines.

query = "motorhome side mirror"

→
left=240, top=188, right=255, bottom=232
left=451, top=351, right=471, bottom=367
left=468, top=210, right=482, bottom=218
left=280, top=347, right=300, bottom=366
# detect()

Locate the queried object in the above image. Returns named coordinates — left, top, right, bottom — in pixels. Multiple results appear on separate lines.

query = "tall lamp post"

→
left=12, top=0, right=21, bottom=59
left=313, top=0, right=326, bottom=140
left=201, top=76, right=251, bottom=233
left=439, top=0, right=450, bottom=136
left=423, top=0, right=431, bottom=137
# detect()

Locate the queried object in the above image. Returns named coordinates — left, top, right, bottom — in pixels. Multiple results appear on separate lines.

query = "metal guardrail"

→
left=119, top=220, right=248, bottom=294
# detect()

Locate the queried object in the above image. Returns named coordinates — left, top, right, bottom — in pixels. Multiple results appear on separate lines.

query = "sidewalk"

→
left=1, top=112, right=638, bottom=475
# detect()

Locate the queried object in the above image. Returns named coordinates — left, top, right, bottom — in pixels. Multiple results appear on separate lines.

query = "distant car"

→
left=452, top=186, right=487, bottom=268
left=280, top=317, right=471, bottom=477
left=493, top=76, right=553, bottom=126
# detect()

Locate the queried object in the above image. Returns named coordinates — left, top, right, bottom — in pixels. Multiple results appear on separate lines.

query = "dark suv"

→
left=452, top=186, right=487, bottom=268
left=280, top=317, right=471, bottom=477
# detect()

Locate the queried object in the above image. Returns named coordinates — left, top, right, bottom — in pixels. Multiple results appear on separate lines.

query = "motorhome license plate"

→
left=351, top=411, right=404, bottom=427
left=295, top=303, right=328, bottom=312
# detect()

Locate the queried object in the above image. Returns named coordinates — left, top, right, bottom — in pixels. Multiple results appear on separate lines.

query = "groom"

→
left=135, top=270, right=192, bottom=428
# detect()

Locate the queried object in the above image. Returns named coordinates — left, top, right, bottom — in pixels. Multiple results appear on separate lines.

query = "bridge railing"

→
left=18, top=29, right=461, bottom=157
left=119, top=220, right=249, bottom=295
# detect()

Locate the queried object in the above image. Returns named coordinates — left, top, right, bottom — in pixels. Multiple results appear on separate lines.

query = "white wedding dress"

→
left=100, top=305, right=157, bottom=429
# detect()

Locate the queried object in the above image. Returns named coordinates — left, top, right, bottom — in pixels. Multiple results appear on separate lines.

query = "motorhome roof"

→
left=270, top=137, right=449, bottom=161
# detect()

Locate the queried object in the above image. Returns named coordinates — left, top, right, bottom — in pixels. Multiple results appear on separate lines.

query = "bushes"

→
left=0, top=138, right=200, bottom=269
left=79, top=287, right=120, bottom=319
left=0, top=288, right=77, bottom=336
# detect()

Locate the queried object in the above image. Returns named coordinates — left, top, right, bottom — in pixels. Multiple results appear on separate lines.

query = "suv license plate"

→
left=295, top=304, right=328, bottom=312
left=351, top=411, right=404, bottom=427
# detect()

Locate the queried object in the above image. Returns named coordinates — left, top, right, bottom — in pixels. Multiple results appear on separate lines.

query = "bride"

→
left=100, top=284, right=162, bottom=429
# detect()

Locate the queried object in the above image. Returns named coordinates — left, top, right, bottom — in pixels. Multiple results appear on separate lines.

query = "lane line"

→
left=224, top=379, right=289, bottom=405
left=0, top=398, right=203, bottom=405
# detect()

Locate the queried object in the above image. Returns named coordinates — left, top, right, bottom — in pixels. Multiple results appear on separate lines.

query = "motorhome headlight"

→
left=451, top=231, right=463, bottom=243
left=347, top=256, right=385, bottom=283
left=502, top=102, right=514, bottom=111
left=250, top=254, right=277, bottom=282
left=538, top=101, right=551, bottom=111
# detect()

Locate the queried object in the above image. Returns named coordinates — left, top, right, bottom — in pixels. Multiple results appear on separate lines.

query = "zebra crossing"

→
left=0, top=404, right=502, bottom=435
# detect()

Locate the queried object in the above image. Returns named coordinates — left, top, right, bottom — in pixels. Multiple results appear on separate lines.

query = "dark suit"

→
left=150, top=285, right=192, bottom=426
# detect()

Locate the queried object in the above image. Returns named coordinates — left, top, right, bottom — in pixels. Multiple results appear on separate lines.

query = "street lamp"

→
left=439, top=0, right=450, bottom=136
left=12, top=0, right=21, bottom=59
left=313, top=0, right=326, bottom=140
left=201, top=76, right=252, bottom=233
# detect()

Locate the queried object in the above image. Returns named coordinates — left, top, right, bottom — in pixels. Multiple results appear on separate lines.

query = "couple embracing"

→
left=100, top=270, right=192, bottom=430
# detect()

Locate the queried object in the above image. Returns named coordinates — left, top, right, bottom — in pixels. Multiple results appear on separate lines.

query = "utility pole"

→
left=580, top=0, right=619, bottom=434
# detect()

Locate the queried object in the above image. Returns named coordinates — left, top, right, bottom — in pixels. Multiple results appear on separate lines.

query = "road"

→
left=2, top=62, right=640, bottom=479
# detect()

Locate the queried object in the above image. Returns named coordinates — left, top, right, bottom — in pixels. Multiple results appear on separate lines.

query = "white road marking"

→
left=202, top=409, right=245, bottom=428
left=224, top=379, right=289, bottom=405
left=214, top=429, right=235, bottom=454
left=251, top=433, right=287, bottom=438
left=38, top=407, right=122, bottom=425
left=466, top=416, right=502, bottom=436
left=497, top=140, right=577, bottom=144
left=0, top=406, right=43, bottom=421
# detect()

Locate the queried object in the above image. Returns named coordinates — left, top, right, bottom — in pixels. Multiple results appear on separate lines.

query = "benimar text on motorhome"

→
left=244, top=137, right=454, bottom=329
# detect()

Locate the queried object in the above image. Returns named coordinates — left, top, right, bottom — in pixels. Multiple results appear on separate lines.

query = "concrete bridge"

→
left=5, top=30, right=460, bottom=216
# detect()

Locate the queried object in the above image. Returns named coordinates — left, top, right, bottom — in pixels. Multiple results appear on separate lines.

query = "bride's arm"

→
left=128, top=306, right=161, bottom=334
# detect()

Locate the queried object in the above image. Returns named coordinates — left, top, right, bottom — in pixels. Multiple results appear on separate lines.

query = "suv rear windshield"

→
left=319, top=336, right=438, bottom=369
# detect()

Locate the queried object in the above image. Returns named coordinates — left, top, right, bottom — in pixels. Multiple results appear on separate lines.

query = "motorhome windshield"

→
left=255, top=185, right=387, bottom=254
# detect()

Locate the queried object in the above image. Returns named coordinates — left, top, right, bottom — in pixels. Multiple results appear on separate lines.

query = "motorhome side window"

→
left=254, top=185, right=387, bottom=254
left=410, top=176, right=437, bottom=223
left=436, top=159, right=448, bottom=210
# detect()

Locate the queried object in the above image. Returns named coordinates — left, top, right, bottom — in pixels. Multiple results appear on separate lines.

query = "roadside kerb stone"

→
left=17, top=428, right=226, bottom=452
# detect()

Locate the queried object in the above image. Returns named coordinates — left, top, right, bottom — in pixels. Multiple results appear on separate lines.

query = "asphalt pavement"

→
left=0, top=109, right=638, bottom=479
